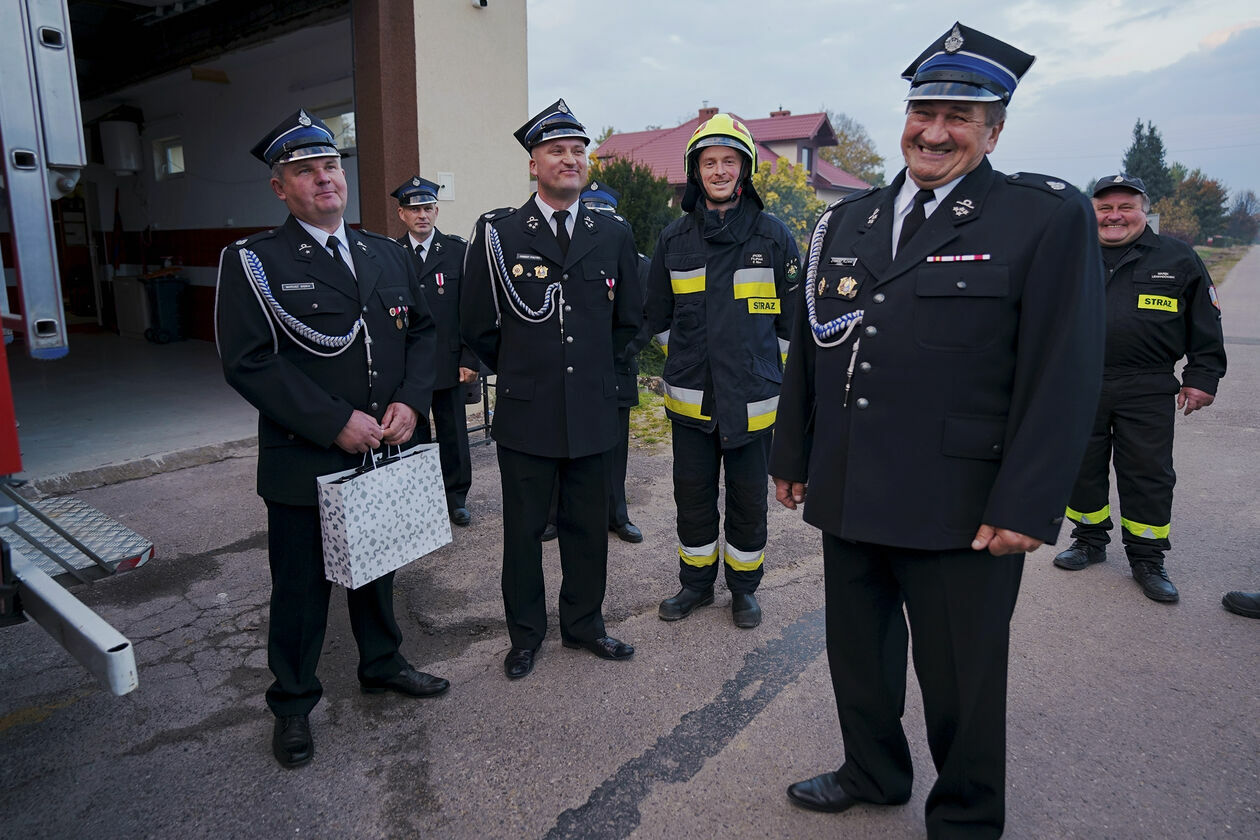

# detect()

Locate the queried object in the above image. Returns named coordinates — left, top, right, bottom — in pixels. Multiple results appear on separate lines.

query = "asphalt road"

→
left=1, top=249, right=1257, bottom=839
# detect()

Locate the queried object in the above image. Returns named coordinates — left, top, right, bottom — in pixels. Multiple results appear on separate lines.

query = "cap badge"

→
left=1046, top=180, right=1066, bottom=191
left=1113, top=175, right=1125, bottom=183
left=944, top=24, right=964, bottom=54
left=557, top=99, right=569, bottom=114
left=590, top=182, right=599, bottom=191
left=298, top=110, right=312, bottom=127
left=411, top=177, right=421, bottom=186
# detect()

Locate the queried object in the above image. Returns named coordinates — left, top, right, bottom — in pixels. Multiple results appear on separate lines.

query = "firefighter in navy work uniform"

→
left=769, top=24, right=1105, bottom=838
left=460, top=99, right=643, bottom=680
left=1053, top=175, right=1226, bottom=603
left=391, top=176, right=479, bottom=527
left=646, top=114, right=800, bottom=630
left=216, top=110, right=449, bottom=770
left=582, top=181, right=646, bottom=544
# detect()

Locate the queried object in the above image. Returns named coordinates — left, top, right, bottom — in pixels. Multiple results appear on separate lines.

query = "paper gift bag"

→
left=317, top=443, right=452, bottom=589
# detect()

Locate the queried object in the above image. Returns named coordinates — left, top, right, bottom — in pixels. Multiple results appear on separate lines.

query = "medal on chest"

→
left=435, top=272, right=445, bottom=294
left=606, top=277, right=616, bottom=301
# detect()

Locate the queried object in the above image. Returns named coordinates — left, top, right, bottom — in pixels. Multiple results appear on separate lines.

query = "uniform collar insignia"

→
left=866, top=206, right=880, bottom=227
left=356, top=239, right=368, bottom=251
left=583, top=214, right=595, bottom=230
left=434, top=241, right=443, bottom=252
left=298, top=242, right=313, bottom=254
left=952, top=198, right=975, bottom=217
left=525, top=215, right=540, bottom=231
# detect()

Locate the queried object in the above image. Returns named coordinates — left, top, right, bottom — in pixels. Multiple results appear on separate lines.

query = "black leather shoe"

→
left=658, top=587, right=714, bottom=621
left=611, top=522, right=643, bottom=543
left=1131, top=561, right=1179, bottom=603
left=504, top=647, right=538, bottom=679
left=361, top=667, right=450, bottom=697
left=787, top=772, right=861, bottom=813
left=1053, top=541, right=1106, bottom=570
left=562, top=635, right=634, bottom=660
left=450, top=507, right=471, bottom=527
left=541, top=523, right=558, bottom=542
left=732, top=592, right=762, bottom=628
left=1222, top=591, right=1260, bottom=618
left=272, top=714, right=313, bottom=769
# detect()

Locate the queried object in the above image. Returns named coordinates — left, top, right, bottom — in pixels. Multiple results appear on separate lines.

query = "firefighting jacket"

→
left=645, top=200, right=801, bottom=449
left=1102, top=226, right=1226, bottom=394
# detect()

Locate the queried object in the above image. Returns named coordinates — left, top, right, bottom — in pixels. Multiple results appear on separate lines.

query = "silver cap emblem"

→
left=944, top=25, right=964, bottom=54
left=298, top=110, right=312, bottom=127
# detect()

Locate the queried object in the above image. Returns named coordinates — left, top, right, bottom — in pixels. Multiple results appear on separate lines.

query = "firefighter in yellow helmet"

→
left=644, top=113, right=801, bottom=629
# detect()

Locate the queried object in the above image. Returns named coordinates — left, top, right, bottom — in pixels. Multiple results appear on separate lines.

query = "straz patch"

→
left=1138, top=294, right=1178, bottom=313
left=281, top=283, right=316, bottom=291
left=747, top=297, right=780, bottom=314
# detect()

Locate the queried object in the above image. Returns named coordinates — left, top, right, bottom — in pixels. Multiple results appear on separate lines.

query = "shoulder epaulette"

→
left=589, top=205, right=630, bottom=226
left=445, top=233, right=467, bottom=244
left=1006, top=172, right=1078, bottom=198
left=359, top=229, right=401, bottom=245
left=482, top=207, right=517, bottom=221
left=229, top=228, right=277, bottom=248
left=827, top=186, right=878, bottom=211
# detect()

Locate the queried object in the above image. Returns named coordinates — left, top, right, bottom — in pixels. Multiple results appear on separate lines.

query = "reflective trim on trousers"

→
left=725, top=544, right=765, bottom=571
left=1121, top=516, right=1170, bottom=540
left=1066, top=504, right=1110, bottom=525
left=679, top=539, right=720, bottom=568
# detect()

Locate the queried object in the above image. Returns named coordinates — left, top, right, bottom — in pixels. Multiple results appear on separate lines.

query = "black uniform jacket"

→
left=1101, top=226, right=1226, bottom=394
left=771, top=159, right=1105, bottom=549
left=460, top=197, right=643, bottom=458
left=217, top=215, right=437, bottom=505
left=397, top=228, right=479, bottom=391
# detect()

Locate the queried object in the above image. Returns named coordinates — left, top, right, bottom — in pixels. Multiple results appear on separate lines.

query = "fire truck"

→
left=1, top=0, right=144, bottom=696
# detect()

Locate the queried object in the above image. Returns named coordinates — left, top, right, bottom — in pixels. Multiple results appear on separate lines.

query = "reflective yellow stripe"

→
left=670, top=268, right=705, bottom=295
left=732, top=267, right=776, bottom=299
left=779, top=337, right=790, bottom=366
left=747, top=395, right=778, bottom=432
left=1066, top=504, right=1110, bottom=525
left=663, top=383, right=711, bottom=421
left=725, top=545, right=765, bottom=571
left=654, top=330, right=670, bottom=357
left=679, top=540, right=719, bottom=568
left=747, top=298, right=780, bottom=314
left=1121, top=517, right=1170, bottom=540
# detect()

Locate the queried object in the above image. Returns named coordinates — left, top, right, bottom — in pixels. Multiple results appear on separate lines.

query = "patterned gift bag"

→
left=317, top=443, right=452, bottom=588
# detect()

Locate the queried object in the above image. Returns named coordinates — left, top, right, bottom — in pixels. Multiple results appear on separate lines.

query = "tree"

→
left=1172, top=169, right=1228, bottom=237
left=1121, top=120, right=1173, bottom=203
left=752, top=157, right=826, bottom=253
left=1224, top=189, right=1260, bottom=243
left=1151, top=195, right=1201, bottom=245
left=818, top=109, right=886, bottom=187
left=587, top=154, right=681, bottom=255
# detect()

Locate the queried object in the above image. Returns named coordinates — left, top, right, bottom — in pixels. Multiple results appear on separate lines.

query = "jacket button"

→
left=370, top=402, right=379, bottom=411
left=1052, top=515, right=1064, bottom=525
left=566, top=336, right=573, bottom=343
left=372, top=370, right=379, bottom=378
left=856, top=398, right=869, bottom=409
left=564, top=305, right=572, bottom=312
left=287, top=433, right=295, bottom=440
left=859, top=361, right=871, bottom=373
left=956, top=281, right=967, bottom=290
left=563, top=273, right=570, bottom=280
left=991, top=444, right=1002, bottom=454
left=566, top=366, right=574, bottom=373
left=362, top=306, right=369, bottom=313
left=311, top=303, right=319, bottom=310
left=872, top=293, right=885, bottom=303
left=864, top=325, right=877, bottom=337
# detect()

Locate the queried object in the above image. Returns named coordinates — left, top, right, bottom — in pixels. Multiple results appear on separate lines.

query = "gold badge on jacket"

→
left=535, top=265, right=549, bottom=279
left=837, top=276, right=859, bottom=299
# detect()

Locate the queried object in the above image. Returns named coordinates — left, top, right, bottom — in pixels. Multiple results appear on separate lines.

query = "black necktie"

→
left=415, top=243, right=426, bottom=265
left=553, top=210, right=570, bottom=258
left=327, top=235, right=353, bottom=279
left=896, top=188, right=935, bottom=253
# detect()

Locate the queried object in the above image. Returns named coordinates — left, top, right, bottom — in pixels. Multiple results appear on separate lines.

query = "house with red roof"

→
left=594, top=106, right=871, bottom=207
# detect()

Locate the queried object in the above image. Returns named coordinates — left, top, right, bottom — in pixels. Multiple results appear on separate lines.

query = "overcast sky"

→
left=526, top=0, right=1260, bottom=197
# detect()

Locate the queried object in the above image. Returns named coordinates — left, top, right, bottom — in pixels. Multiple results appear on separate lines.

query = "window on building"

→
left=800, top=146, right=813, bottom=172
left=316, top=103, right=356, bottom=153
left=154, top=136, right=184, bottom=180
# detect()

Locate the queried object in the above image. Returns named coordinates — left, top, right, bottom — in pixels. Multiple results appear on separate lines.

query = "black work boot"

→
left=1130, top=560, right=1179, bottom=603
left=658, top=587, right=714, bottom=621
left=1053, top=540, right=1107, bottom=570
left=731, top=592, right=762, bottom=628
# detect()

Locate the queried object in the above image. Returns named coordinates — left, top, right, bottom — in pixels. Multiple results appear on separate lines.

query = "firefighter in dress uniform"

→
left=216, top=110, right=449, bottom=770
left=460, top=100, right=643, bottom=680
left=1052, top=174, right=1226, bottom=603
left=645, top=114, right=800, bottom=630
left=769, top=24, right=1105, bottom=838
left=391, top=176, right=479, bottom=527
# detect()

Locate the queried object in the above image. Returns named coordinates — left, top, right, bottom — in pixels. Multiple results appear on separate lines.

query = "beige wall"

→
left=414, top=0, right=529, bottom=241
